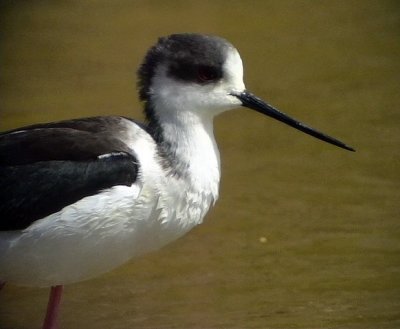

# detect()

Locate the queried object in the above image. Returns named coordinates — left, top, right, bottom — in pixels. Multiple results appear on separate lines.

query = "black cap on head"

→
left=138, top=34, right=231, bottom=102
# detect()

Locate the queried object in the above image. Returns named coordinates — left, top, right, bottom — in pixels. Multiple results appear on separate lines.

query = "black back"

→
left=0, top=116, right=140, bottom=230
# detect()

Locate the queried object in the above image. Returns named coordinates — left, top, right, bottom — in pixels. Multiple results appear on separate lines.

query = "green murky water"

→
left=0, top=1, right=399, bottom=328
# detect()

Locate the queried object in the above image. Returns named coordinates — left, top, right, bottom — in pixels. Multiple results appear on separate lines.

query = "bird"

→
left=0, top=33, right=354, bottom=329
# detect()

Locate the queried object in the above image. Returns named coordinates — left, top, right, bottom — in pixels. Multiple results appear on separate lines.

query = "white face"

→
left=149, top=47, right=246, bottom=121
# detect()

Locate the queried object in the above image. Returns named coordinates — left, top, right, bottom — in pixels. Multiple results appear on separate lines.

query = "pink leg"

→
left=42, top=285, right=64, bottom=329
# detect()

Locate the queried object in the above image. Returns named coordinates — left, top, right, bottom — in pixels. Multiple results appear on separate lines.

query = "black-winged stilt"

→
left=0, top=33, right=354, bottom=329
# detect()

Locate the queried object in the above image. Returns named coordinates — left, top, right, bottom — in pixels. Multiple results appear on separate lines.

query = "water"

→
left=1, top=1, right=399, bottom=328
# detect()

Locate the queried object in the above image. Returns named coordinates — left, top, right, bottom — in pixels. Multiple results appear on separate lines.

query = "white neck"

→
left=153, top=106, right=221, bottom=200
left=145, top=58, right=244, bottom=200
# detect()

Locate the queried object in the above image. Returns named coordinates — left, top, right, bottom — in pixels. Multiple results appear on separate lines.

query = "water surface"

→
left=0, top=1, right=399, bottom=328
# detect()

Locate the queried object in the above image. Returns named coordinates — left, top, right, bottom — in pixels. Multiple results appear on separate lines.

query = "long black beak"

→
left=232, top=91, right=355, bottom=152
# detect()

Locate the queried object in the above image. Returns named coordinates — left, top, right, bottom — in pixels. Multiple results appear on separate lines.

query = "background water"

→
left=0, top=1, right=399, bottom=328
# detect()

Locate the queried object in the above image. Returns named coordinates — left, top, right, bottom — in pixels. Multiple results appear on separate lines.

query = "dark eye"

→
left=197, top=66, right=219, bottom=83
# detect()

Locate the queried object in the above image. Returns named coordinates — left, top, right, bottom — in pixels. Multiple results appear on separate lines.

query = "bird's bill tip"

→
left=231, top=90, right=355, bottom=152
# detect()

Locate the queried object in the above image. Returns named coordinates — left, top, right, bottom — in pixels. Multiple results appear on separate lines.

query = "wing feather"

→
left=0, top=116, right=141, bottom=230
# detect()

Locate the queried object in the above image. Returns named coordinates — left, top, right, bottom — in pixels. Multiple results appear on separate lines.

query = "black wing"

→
left=0, top=116, right=140, bottom=231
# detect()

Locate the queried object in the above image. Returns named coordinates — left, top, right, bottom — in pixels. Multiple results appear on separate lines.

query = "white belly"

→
left=0, top=176, right=213, bottom=287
